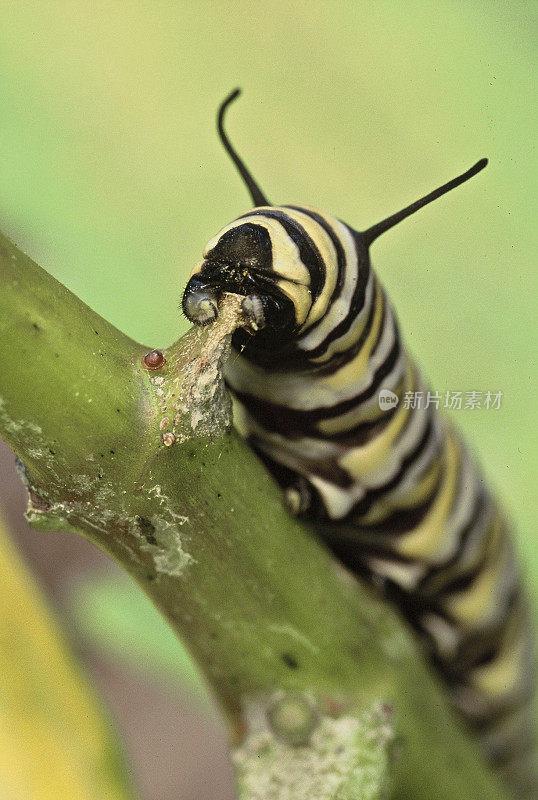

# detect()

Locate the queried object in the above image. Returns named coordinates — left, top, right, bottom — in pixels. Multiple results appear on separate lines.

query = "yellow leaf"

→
left=0, top=513, right=137, bottom=800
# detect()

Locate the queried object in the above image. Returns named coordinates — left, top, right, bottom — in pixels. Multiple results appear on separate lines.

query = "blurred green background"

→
left=0, top=0, right=536, bottom=739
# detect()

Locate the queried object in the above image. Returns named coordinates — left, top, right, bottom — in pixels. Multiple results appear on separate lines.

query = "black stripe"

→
left=433, top=585, right=521, bottom=679
left=469, top=684, right=535, bottom=733
left=285, top=205, right=346, bottom=321
left=322, top=402, right=399, bottom=446
left=230, top=327, right=402, bottom=439
left=231, top=278, right=380, bottom=375
left=435, top=519, right=504, bottom=597
left=345, top=414, right=438, bottom=525
left=307, top=416, right=438, bottom=534
left=250, top=437, right=355, bottom=490
left=416, top=488, right=489, bottom=595
left=234, top=213, right=370, bottom=358
left=314, top=288, right=383, bottom=376
left=489, top=733, right=535, bottom=768
left=238, top=209, right=326, bottom=301
left=305, top=226, right=370, bottom=358
left=315, top=356, right=408, bottom=445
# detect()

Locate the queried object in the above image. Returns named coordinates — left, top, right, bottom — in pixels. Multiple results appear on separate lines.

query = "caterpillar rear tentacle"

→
left=181, top=90, right=536, bottom=799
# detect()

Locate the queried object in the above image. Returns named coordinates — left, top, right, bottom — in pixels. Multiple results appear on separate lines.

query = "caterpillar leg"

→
left=284, top=478, right=312, bottom=516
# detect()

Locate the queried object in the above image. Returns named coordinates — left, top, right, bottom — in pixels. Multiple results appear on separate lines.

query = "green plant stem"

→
left=0, top=230, right=511, bottom=800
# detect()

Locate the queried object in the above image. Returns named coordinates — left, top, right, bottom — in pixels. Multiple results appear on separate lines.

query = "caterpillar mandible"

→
left=182, top=89, right=536, bottom=798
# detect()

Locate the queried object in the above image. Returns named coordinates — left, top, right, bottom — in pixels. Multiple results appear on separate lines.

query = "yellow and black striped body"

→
left=184, top=203, right=536, bottom=797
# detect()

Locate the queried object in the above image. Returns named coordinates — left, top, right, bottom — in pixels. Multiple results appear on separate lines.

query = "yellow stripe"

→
left=323, top=282, right=385, bottom=391
left=397, top=431, right=460, bottom=559
left=356, top=501, right=393, bottom=526
left=339, top=360, right=414, bottom=479
left=309, top=273, right=376, bottom=364
left=316, top=355, right=408, bottom=435
left=470, top=614, right=527, bottom=698
left=356, top=457, right=441, bottom=527
left=418, top=508, right=488, bottom=597
left=317, top=395, right=385, bottom=435
left=275, top=278, right=313, bottom=326
left=443, top=519, right=509, bottom=627
left=189, top=259, right=206, bottom=278
left=309, top=306, right=372, bottom=364
left=281, top=208, right=338, bottom=329
left=426, top=508, right=502, bottom=595
left=392, top=455, right=443, bottom=510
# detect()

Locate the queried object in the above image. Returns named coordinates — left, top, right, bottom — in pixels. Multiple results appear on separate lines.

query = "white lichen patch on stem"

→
left=158, top=293, right=247, bottom=442
left=233, top=702, right=394, bottom=800
left=23, top=469, right=193, bottom=578
left=181, top=293, right=245, bottom=434
left=0, top=396, right=62, bottom=485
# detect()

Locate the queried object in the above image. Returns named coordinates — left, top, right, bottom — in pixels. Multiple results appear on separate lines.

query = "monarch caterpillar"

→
left=182, top=89, right=536, bottom=798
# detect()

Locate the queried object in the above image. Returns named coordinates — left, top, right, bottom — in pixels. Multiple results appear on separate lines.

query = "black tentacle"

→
left=217, top=88, right=270, bottom=207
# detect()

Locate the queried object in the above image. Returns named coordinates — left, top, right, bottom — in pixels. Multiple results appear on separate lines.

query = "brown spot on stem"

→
left=28, top=490, right=51, bottom=512
left=143, top=349, right=166, bottom=370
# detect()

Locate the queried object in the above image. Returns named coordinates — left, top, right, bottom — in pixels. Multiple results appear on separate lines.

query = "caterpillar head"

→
left=182, top=221, right=300, bottom=340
